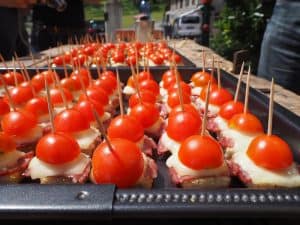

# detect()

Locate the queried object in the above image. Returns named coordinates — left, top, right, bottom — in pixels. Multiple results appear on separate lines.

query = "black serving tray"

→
left=0, top=67, right=300, bottom=220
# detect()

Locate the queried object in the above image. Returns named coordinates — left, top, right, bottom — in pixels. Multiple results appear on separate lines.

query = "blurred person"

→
left=257, top=0, right=300, bottom=94
left=0, top=0, right=34, bottom=60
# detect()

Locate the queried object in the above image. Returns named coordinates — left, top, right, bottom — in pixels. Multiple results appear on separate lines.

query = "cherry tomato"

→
left=162, top=74, right=180, bottom=90
left=208, top=88, right=233, bottom=106
left=31, top=71, right=57, bottom=91
left=169, top=53, right=181, bottom=64
left=93, top=75, right=117, bottom=95
left=179, top=135, right=223, bottom=170
left=150, top=54, right=164, bottom=65
left=125, top=55, right=137, bottom=66
left=107, top=115, right=144, bottom=142
left=129, top=103, right=160, bottom=128
left=138, top=71, right=153, bottom=80
left=54, top=108, right=90, bottom=133
left=73, top=54, right=86, bottom=66
left=0, top=99, right=10, bottom=116
left=167, top=81, right=191, bottom=95
left=129, top=90, right=157, bottom=108
left=78, top=87, right=109, bottom=106
left=24, top=97, right=48, bottom=117
left=167, top=91, right=191, bottom=108
left=101, top=71, right=116, bottom=78
left=0, top=132, right=16, bottom=153
left=191, top=71, right=216, bottom=87
left=53, top=56, right=63, bottom=66
left=229, top=113, right=264, bottom=134
left=70, top=68, right=90, bottom=87
left=112, top=52, right=125, bottom=63
left=219, top=101, right=245, bottom=120
left=169, top=104, right=200, bottom=119
left=36, top=132, right=80, bottom=164
left=92, top=138, right=144, bottom=188
left=84, top=45, right=96, bottom=56
left=139, top=79, right=160, bottom=96
left=199, top=83, right=219, bottom=101
left=4, top=86, right=34, bottom=106
left=1, top=110, right=37, bottom=136
left=3, top=72, right=24, bottom=86
left=50, top=88, right=73, bottom=106
left=60, top=77, right=81, bottom=92
left=166, top=111, right=202, bottom=142
left=63, top=51, right=72, bottom=64
left=74, top=100, right=104, bottom=123
left=247, top=134, right=293, bottom=170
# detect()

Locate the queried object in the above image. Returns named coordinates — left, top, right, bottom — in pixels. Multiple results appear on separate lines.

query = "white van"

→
left=172, top=14, right=202, bottom=38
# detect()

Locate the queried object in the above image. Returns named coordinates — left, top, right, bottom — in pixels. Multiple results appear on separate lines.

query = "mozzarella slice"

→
left=196, top=98, right=220, bottom=115
left=0, top=150, right=25, bottom=168
left=72, top=127, right=101, bottom=150
left=160, top=132, right=181, bottom=154
left=232, top=152, right=300, bottom=187
left=191, top=86, right=203, bottom=96
left=166, top=152, right=228, bottom=178
left=14, top=126, right=43, bottom=145
left=123, top=86, right=135, bottom=95
left=28, top=153, right=90, bottom=180
left=213, top=116, right=229, bottom=131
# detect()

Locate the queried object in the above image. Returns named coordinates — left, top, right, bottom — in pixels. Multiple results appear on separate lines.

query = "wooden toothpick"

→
left=21, top=62, right=36, bottom=96
left=267, top=78, right=275, bottom=136
left=116, top=68, right=124, bottom=116
left=217, top=60, right=221, bottom=89
left=45, top=78, right=55, bottom=133
left=243, top=66, right=251, bottom=114
left=53, top=68, right=69, bottom=109
left=0, top=54, right=10, bottom=72
left=201, top=82, right=211, bottom=136
left=202, top=48, right=206, bottom=73
left=0, top=75, right=16, bottom=111
left=130, top=63, right=141, bottom=103
left=12, top=58, right=19, bottom=86
left=175, top=67, right=184, bottom=112
left=234, top=61, right=245, bottom=102
left=211, top=55, right=215, bottom=80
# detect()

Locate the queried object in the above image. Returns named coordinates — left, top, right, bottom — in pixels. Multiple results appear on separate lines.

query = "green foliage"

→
left=210, top=0, right=266, bottom=72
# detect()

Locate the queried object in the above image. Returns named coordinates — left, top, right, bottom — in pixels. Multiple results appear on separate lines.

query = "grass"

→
left=84, top=1, right=166, bottom=28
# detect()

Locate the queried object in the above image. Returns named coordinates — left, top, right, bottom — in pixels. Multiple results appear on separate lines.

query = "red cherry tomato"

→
left=0, top=132, right=16, bottom=153
left=84, top=45, right=96, bottom=56
left=167, top=81, right=191, bottom=95
left=70, top=68, right=90, bottom=87
left=107, top=115, right=144, bottom=142
left=208, top=88, right=233, bottom=106
left=129, top=90, right=157, bottom=108
left=179, top=135, right=223, bottom=170
left=31, top=71, right=57, bottom=91
left=36, top=132, right=80, bottom=164
left=101, top=71, right=116, bottom=78
left=129, top=103, right=160, bottom=129
left=138, top=71, right=153, bottom=80
left=169, top=104, right=200, bottom=119
left=112, top=52, right=125, bottom=63
left=229, top=113, right=264, bottom=134
left=78, top=87, right=109, bottom=106
left=74, top=100, right=104, bottom=123
left=167, top=91, right=191, bottom=108
left=24, top=97, right=48, bottom=117
left=191, top=71, right=216, bottom=87
left=169, top=53, right=181, bottom=64
left=4, top=86, right=34, bottom=106
left=93, top=75, right=117, bottom=95
left=1, top=110, right=37, bottom=136
left=199, top=83, right=219, bottom=101
left=126, top=55, right=137, bottom=66
left=50, top=88, right=73, bottom=106
left=247, top=134, right=293, bottom=170
left=73, top=54, right=86, bottom=66
left=54, top=109, right=90, bottom=133
left=92, top=138, right=144, bottom=188
left=53, top=56, right=63, bottom=66
left=0, top=99, right=10, bottom=116
left=139, top=79, right=160, bottom=96
left=166, top=111, right=202, bottom=142
left=219, top=101, right=245, bottom=120
left=60, top=77, right=81, bottom=92
left=3, top=72, right=24, bottom=86
left=150, top=54, right=164, bottom=65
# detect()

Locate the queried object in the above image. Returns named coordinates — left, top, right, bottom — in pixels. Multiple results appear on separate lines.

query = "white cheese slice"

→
left=160, top=132, right=181, bottom=155
left=196, top=98, right=220, bottom=115
left=0, top=150, right=25, bottom=168
left=166, top=152, right=228, bottom=178
left=72, top=127, right=101, bottom=150
left=28, top=153, right=90, bottom=180
left=232, top=152, right=300, bottom=187
left=191, top=86, right=203, bottom=96
left=213, top=116, right=228, bottom=131
left=123, top=86, right=135, bottom=95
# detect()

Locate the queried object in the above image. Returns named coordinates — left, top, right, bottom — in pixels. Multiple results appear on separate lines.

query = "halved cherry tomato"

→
left=191, top=71, right=216, bottom=87
left=107, top=115, right=144, bottom=142
left=1, top=110, right=37, bottom=136
left=54, top=108, right=90, bottom=133
left=169, top=104, right=200, bottom=119
left=24, top=97, right=48, bottom=117
left=129, top=103, right=160, bottom=129
left=208, top=88, right=233, bottom=106
left=129, top=90, right=157, bottom=108
left=4, top=86, right=34, bottom=106
left=92, top=138, right=144, bottom=188
left=247, top=134, right=293, bottom=170
left=60, top=77, right=81, bottom=92
left=167, top=91, right=191, bottom=108
left=229, top=113, right=264, bottom=134
left=50, top=88, right=73, bottom=105
left=3, top=72, right=24, bottom=86
left=53, top=56, right=63, bottom=66
left=179, top=135, right=223, bottom=170
left=139, top=79, right=160, bottom=96
left=126, top=55, right=137, bottom=66
left=36, top=132, right=80, bottom=164
left=70, top=68, right=90, bottom=87
left=219, top=101, right=245, bottom=120
left=167, top=81, right=191, bottom=96
left=93, top=75, right=117, bottom=95
left=0, top=132, right=16, bottom=153
left=73, top=54, right=86, bottom=66
left=78, top=87, right=109, bottom=106
left=74, top=100, right=104, bottom=123
left=166, top=111, right=201, bottom=142
left=138, top=71, right=153, bottom=81
left=0, top=99, right=10, bottom=116
left=31, top=71, right=57, bottom=91
left=199, top=83, right=219, bottom=101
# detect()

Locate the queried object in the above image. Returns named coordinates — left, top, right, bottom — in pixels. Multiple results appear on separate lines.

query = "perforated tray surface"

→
left=0, top=68, right=299, bottom=220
